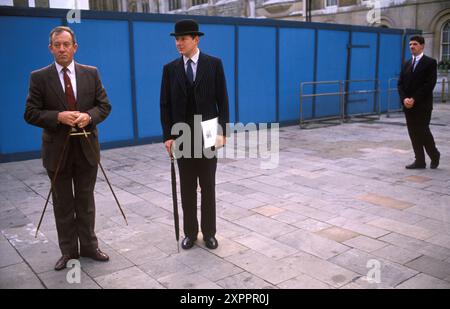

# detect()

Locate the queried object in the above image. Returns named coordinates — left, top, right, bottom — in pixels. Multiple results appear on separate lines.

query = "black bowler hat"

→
left=170, top=19, right=204, bottom=37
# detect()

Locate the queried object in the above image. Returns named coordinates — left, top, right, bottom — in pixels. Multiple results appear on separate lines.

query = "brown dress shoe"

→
left=54, top=254, right=78, bottom=271
left=80, top=248, right=109, bottom=262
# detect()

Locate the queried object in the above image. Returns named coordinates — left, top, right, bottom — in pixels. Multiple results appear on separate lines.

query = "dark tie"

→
left=186, top=59, right=194, bottom=84
left=62, top=67, right=77, bottom=111
left=412, top=57, right=417, bottom=72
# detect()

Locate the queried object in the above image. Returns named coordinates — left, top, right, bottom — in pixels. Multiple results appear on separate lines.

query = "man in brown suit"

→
left=24, top=26, right=111, bottom=271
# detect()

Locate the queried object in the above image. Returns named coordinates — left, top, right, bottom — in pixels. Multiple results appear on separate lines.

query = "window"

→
left=192, top=0, right=207, bottom=6
left=325, top=0, right=337, bottom=7
left=442, top=21, right=450, bottom=61
left=169, top=0, right=181, bottom=11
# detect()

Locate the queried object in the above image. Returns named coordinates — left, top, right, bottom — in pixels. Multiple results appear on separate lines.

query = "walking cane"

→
left=35, top=130, right=71, bottom=238
left=80, top=128, right=128, bottom=226
left=170, top=151, right=180, bottom=253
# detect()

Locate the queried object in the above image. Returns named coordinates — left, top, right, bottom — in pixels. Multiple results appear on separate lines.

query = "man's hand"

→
left=216, top=135, right=226, bottom=149
left=74, top=112, right=91, bottom=129
left=165, top=139, right=174, bottom=158
left=403, top=98, right=415, bottom=109
left=57, top=111, right=80, bottom=126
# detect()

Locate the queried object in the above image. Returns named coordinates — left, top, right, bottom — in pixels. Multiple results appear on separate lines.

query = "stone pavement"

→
left=1, top=104, right=450, bottom=289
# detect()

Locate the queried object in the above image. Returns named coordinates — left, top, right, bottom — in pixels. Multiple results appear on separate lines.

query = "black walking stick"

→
left=35, top=130, right=71, bottom=238
left=80, top=128, right=128, bottom=226
left=170, top=154, right=180, bottom=253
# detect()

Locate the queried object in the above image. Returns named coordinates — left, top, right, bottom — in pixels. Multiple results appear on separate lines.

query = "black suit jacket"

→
left=160, top=52, right=229, bottom=141
left=24, top=62, right=111, bottom=171
left=397, top=55, right=437, bottom=114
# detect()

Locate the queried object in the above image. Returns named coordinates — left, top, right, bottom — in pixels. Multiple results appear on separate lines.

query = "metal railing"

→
left=299, top=79, right=380, bottom=128
left=434, top=77, right=450, bottom=103
left=300, top=80, right=344, bottom=129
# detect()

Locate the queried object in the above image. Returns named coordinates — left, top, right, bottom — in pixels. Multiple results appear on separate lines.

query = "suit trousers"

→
left=47, top=137, right=98, bottom=256
left=405, top=109, right=439, bottom=164
left=177, top=156, right=217, bottom=239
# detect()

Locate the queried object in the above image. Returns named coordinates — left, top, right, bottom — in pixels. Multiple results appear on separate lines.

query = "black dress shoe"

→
left=54, top=254, right=78, bottom=271
left=430, top=152, right=440, bottom=169
left=181, top=236, right=197, bottom=250
left=405, top=162, right=426, bottom=169
left=80, top=248, right=109, bottom=262
left=204, top=236, right=218, bottom=250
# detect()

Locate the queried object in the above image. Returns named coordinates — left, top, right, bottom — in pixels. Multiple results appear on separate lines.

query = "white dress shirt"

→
left=55, top=60, right=77, bottom=99
left=183, top=48, right=200, bottom=82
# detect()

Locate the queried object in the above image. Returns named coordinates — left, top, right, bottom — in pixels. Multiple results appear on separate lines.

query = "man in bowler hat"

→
left=160, top=19, right=229, bottom=249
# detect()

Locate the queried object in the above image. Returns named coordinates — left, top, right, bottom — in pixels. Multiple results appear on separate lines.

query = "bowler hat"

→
left=170, top=19, right=204, bottom=37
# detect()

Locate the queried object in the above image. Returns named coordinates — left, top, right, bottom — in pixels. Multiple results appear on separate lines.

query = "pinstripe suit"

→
left=160, top=52, right=229, bottom=239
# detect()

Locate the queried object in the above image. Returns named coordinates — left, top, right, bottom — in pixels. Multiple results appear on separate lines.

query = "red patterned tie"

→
left=62, top=67, right=77, bottom=111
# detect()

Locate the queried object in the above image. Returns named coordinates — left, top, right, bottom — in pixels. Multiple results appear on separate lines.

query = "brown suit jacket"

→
left=24, top=62, right=111, bottom=171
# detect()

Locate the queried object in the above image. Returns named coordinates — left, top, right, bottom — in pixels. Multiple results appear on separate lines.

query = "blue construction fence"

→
left=0, top=7, right=420, bottom=162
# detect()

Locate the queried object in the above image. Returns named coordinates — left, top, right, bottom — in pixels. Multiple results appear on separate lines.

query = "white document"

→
left=200, top=117, right=218, bottom=148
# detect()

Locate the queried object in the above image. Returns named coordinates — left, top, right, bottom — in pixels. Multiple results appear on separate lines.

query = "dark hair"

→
left=409, top=35, right=425, bottom=45
left=49, top=26, right=77, bottom=45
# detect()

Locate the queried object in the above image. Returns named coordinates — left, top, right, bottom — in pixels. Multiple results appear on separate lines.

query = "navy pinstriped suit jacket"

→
left=160, top=52, right=229, bottom=142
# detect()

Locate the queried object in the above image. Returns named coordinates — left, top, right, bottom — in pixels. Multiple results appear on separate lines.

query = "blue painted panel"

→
left=379, top=34, right=402, bottom=111
left=279, top=28, right=315, bottom=122
left=238, top=26, right=276, bottom=124
left=347, top=31, right=377, bottom=115
left=316, top=30, right=349, bottom=118
left=133, top=21, right=178, bottom=139
left=0, top=16, right=60, bottom=154
left=71, top=20, right=133, bottom=143
left=200, top=24, right=236, bottom=125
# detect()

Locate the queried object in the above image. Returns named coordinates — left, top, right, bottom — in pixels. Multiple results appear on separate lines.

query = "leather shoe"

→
left=405, top=162, right=426, bottom=169
left=54, top=254, right=78, bottom=271
left=80, top=248, right=109, bottom=262
left=181, top=236, right=196, bottom=250
left=430, top=152, right=440, bottom=169
left=204, top=236, right=218, bottom=249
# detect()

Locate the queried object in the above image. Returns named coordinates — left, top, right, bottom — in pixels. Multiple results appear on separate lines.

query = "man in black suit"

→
left=398, top=35, right=440, bottom=169
left=24, top=26, right=111, bottom=270
left=160, top=19, right=229, bottom=250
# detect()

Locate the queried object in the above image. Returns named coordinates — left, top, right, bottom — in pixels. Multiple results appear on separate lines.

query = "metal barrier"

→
left=342, top=79, right=381, bottom=122
left=300, top=80, right=344, bottom=129
left=299, top=79, right=380, bottom=128
left=434, top=77, right=450, bottom=103
left=386, top=77, right=403, bottom=118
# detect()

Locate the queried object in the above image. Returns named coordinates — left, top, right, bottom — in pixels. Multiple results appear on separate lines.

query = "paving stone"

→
left=327, top=217, right=390, bottom=238
left=293, top=218, right=331, bottom=232
left=139, top=255, right=195, bottom=280
left=405, top=255, right=450, bottom=280
left=357, top=193, right=414, bottom=210
left=396, top=273, right=450, bottom=289
left=0, top=263, right=44, bottom=289
left=329, top=248, right=418, bottom=288
left=372, top=245, right=422, bottom=265
left=0, top=238, right=23, bottom=268
left=251, top=205, right=285, bottom=217
left=225, top=250, right=302, bottom=285
left=39, top=268, right=100, bottom=289
left=281, top=251, right=359, bottom=288
left=95, top=266, right=164, bottom=289
left=315, top=226, right=359, bottom=243
left=234, top=214, right=296, bottom=238
left=380, top=232, right=450, bottom=261
left=343, top=235, right=388, bottom=253
left=277, top=274, right=332, bottom=289
left=277, top=229, right=350, bottom=259
left=216, top=271, right=276, bottom=289
left=233, top=232, right=297, bottom=260
left=367, top=217, right=435, bottom=240
left=158, top=272, right=222, bottom=289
